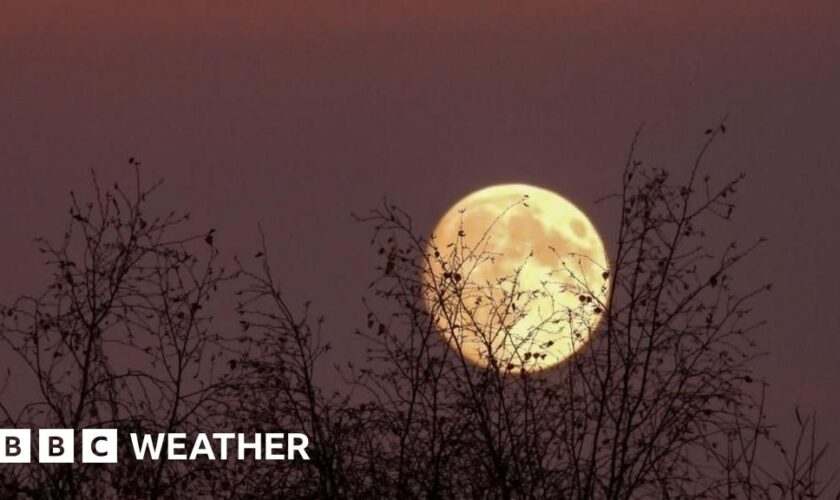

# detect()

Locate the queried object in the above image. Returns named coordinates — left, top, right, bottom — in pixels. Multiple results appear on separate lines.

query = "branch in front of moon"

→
left=423, top=184, right=610, bottom=372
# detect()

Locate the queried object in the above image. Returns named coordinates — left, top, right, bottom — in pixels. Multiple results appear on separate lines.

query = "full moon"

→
left=424, top=184, right=610, bottom=371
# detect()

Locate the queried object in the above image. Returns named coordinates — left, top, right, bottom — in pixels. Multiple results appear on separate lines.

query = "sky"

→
left=2, top=0, right=839, bottom=460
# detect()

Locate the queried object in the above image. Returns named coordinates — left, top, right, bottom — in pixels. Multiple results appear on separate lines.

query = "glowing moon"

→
left=424, top=184, right=610, bottom=371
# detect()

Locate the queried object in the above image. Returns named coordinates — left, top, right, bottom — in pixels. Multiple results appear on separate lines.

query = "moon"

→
left=424, top=184, right=610, bottom=372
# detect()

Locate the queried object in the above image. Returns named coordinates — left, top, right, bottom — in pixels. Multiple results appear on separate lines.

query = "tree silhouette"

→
left=0, top=168, right=234, bottom=498
left=1, top=127, right=836, bottom=499
left=325, top=122, right=836, bottom=499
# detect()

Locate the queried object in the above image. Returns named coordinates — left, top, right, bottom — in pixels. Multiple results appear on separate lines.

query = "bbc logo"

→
left=0, top=429, right=118, bottom=464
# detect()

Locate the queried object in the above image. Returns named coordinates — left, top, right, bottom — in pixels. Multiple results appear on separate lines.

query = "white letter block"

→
left=82, top=429, right=118, bottom=463
left=0, top=429, right=31, bottom=463
left=39, top=429, right=74, bottom=463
